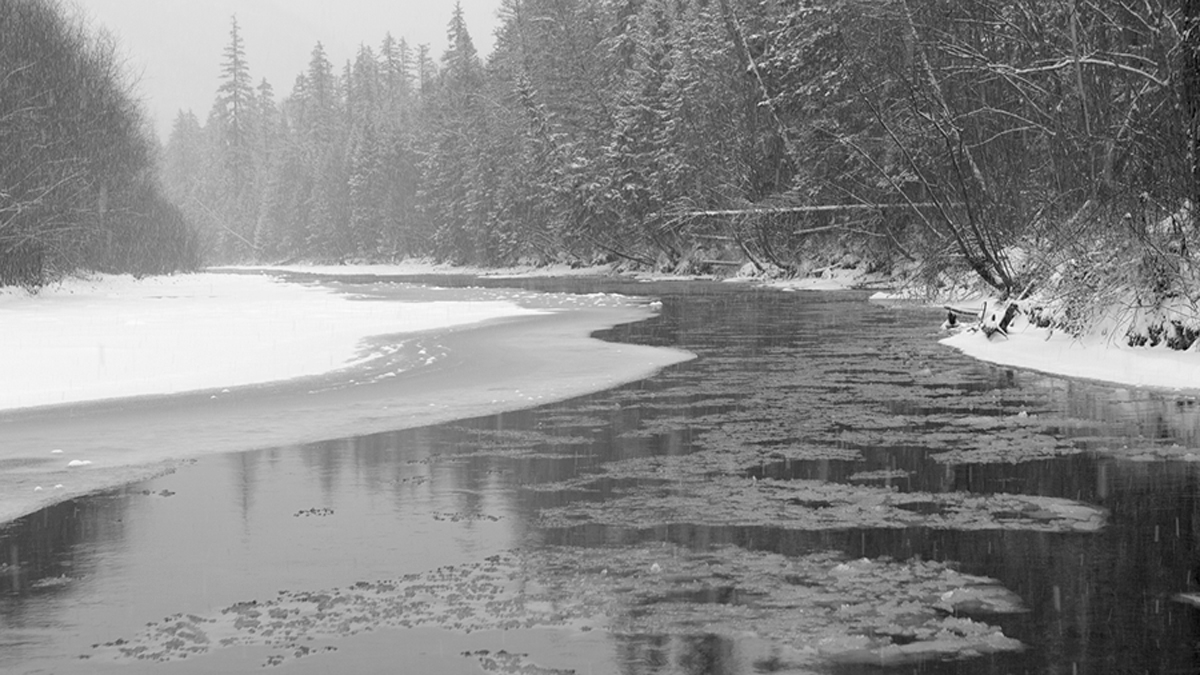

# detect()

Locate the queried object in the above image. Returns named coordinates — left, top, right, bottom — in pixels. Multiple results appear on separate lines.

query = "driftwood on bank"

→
left=657, top=203, right=952, bottom=243
left=646, top=201, right=956, bottom=274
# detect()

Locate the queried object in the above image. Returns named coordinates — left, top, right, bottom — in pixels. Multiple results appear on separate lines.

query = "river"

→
left=2, top=274, right=1199, bottom=674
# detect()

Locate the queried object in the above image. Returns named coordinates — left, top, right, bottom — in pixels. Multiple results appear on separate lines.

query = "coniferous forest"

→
left=4, top=0, right=1199, bottom=321
left=166, top=0, right=1198, bottom=306
left=0, top=0, right=201, bottom=287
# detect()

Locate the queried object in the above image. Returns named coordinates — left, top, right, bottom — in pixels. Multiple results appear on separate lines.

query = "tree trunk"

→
left=1185, top=0, right=1200, bottom=228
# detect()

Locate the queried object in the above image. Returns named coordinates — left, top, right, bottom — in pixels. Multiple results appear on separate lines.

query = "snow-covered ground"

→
left=0, top=272, right=543, bottom=411
left=939, top=308, right=1200, bottom=394
left=221, top=260, right=889, bottom=289
left=11, top=262, right=1193, bottom=429
left=226, top=262, right=1200, bottom=393
left=749, top=266, right=890, bottom=292
left=216, top=260, right=616, bottom=279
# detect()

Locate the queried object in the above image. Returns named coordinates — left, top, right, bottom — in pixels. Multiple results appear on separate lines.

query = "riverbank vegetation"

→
left=7, top=0, right=1196, bottom=345
left=165, top=0, right=1198, bottom=341
left=0, top=0, right=201, bottom=288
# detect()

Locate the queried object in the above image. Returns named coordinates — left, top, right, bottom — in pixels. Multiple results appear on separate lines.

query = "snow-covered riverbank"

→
left=0, top=272, right=542, bottom=411
left=940, top=319, right=1200, bottom=395
left=234, top=261, right=1200, bottom=394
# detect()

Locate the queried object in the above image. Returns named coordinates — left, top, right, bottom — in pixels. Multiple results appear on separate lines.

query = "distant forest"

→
left=0, top=0, right=200, bottom=287
left=4, top=0, right=1198, bottom=311
left=165, top=0, right=1198, bottom=300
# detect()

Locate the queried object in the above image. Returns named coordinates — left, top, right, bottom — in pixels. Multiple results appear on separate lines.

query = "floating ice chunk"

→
left=67, top=460, right=93, bottom=467
left=831, top=558, right=874, bottom=576
left=33, top=486, right=43, bottom=492
left=1174, top=593, right=1200, bottom=607
left=51, top=449, right=64, bottom=454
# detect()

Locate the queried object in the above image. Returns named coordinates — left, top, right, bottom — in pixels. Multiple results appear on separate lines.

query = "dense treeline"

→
left=0, top=0, right=200, bottom=288
left=168, top=0, right=1198, bottom=308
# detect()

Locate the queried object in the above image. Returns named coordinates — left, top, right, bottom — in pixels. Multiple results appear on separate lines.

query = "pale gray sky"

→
left=69, top=0, right=503, bottom=139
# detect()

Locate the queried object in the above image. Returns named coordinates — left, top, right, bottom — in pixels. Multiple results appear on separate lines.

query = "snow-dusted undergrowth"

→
left=934, top=240, right=1200, bottom=394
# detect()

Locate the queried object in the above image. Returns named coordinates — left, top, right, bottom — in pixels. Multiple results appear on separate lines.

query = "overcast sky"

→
left=69, top=0, right=503, bottom=140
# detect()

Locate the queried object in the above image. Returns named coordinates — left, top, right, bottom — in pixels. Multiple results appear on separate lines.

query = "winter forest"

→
left=5, top=0, right=1200, bottom=331
left=1, top=0, right=201, bottom=286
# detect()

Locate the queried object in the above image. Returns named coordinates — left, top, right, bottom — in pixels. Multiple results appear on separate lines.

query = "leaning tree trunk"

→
left=1184, top=0, right=1200, bottom=231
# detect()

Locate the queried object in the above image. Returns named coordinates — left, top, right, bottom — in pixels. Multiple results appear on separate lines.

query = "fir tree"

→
left=216, top=15, right=254, bottom=155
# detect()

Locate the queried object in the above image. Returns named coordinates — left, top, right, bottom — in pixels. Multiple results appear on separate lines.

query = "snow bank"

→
left=218, top=260, right=617, bottom=279
left=941, top=319, right=1200, bottom=393
left=0, top=273, right=543, bottom=411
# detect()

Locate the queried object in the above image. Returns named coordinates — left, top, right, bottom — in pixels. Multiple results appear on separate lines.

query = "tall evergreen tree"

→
left=303, top=42, right=338, bottom=139
left=602, top=0, right=676, bottom=252
left=201, top=14, right=262, bottom=259
left=379, top=33, right=414, bottom=107
left=416, top=43, right=436, bottom=99
left=216, top=16, right=254, bottom=156
left=421, top=2, right=491, bottom=261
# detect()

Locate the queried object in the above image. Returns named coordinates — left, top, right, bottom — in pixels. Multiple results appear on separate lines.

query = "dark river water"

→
left=3, top=276, right=1200, bottom=674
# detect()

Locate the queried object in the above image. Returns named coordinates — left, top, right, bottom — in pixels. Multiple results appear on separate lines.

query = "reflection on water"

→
left=3, top=277, right=1200, bottom=674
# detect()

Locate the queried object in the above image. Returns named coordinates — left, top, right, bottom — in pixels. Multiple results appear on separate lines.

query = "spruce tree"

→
left=205, top=15, right=260, bottom=259
left=217, top=16, right=254, bottom=156
left=421, top=2, right=491, bottom=262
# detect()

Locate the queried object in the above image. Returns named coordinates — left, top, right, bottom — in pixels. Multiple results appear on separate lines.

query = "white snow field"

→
left=217, top=260, right=612, bottom=278
left=0, top=272, right=544, bottom=411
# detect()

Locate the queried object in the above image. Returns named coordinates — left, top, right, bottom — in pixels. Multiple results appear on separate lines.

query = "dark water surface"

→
left=3, top=276, right=1200, bottom=674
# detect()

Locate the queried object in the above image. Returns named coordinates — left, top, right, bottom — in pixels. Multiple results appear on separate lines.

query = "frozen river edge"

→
left=0, top=271, right=694, bottom=526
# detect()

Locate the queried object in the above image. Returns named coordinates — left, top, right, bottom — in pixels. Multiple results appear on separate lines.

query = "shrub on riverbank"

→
left=983, top=203, right=1199, bottom=350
